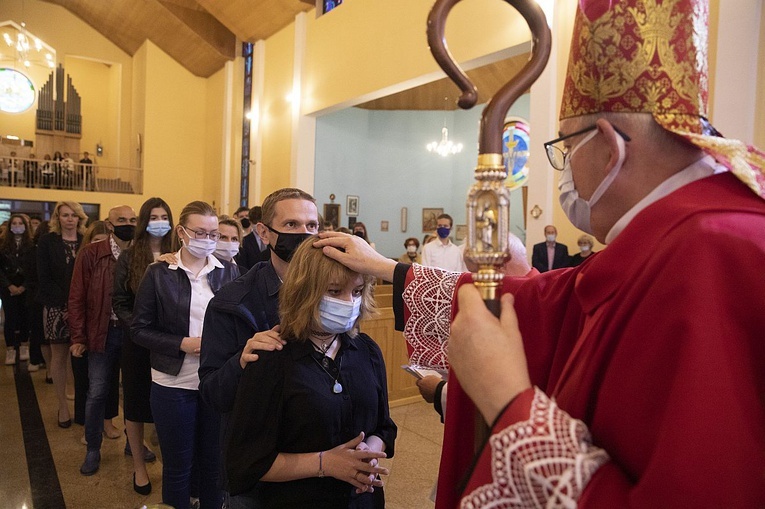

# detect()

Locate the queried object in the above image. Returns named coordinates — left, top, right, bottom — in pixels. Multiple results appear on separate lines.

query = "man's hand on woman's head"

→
left=314, top=232, right=397, bottom=281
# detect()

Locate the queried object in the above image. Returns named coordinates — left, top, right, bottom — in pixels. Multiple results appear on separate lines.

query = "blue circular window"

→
left=0, top=68, right=35, bottom=113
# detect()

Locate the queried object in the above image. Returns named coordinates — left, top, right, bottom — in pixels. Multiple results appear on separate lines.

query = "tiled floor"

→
left=0, top=354, right=443, bottom=509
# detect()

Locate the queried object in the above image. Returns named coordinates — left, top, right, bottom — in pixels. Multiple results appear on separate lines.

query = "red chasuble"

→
left=402, top=173, right=765, bottom=508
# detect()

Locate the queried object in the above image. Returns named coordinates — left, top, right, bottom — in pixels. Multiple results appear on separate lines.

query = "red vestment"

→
left=401, top=173, right=765, bottom=508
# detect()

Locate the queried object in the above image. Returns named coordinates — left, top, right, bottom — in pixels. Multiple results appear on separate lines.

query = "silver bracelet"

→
left=318, top=451, right=325, bottom=478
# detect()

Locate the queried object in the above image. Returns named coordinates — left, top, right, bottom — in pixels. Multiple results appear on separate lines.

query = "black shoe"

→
left=133, top=473, right=152, bottom=495
left=45, top=375, right=53, bottom=384
left=57, top=411, right=72, bottom=429
left=80, top=450, right=100, bottom=476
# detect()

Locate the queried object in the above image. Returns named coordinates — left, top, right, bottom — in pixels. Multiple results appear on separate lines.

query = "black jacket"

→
left=0, top=241, right=32, bottom=298
left=131, top=258, right=239, bottom=376
left=531, top=241, right=570, bottom=273
left=36, top=232, right=83, bottom=307
left=236, top=232, right=270, bottom=272
left=199, top=260, right=281, bottom=414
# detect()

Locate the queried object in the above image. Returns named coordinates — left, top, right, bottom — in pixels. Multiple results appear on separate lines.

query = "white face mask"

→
left=545, top=234, right=556, bottom=242
left=558, top=129, right=626, bottom=234
left=579, top=245, right=591, bottom=253
left=318, top=295, right=361, bottom=334
left=215, top=241, right=240, bottom=261
left=183, top=237, right=217, bottom=259
left=406, top=245, right=417, bottom=254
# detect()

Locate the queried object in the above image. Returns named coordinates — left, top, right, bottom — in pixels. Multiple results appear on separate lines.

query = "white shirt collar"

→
left=605, top=155, right=725, bottom=244
left=169, top=248, right=223, bottom=276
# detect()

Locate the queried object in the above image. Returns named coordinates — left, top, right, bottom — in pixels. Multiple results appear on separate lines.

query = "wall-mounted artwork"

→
left=346, top=195, right=359, bottom=216
left=323, top=204, right=340, bottom=230
left=422, top=208, right=443, bottom=232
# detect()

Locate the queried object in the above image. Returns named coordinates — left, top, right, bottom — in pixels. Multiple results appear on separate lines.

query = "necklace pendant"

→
left=332, top=381, right=343, bottom=394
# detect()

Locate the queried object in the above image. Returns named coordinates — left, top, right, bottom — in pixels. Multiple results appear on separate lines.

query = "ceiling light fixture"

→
left=0, top=20, right=55, bottom=70
left=426, top=97, right=463, bottom=157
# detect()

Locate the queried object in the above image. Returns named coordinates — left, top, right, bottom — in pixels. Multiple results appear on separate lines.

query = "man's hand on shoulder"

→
left=240, top=325, right=285, bottom=369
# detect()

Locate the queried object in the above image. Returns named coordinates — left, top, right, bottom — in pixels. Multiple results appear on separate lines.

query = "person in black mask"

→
left=68, top=205, right=136, bottom=476
left=199, top=188, right=319, bottom=508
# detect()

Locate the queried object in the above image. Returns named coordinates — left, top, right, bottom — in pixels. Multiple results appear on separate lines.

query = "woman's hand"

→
left=157, top=253, right=178, bottom=265
left=239, top=325, right=285, bottom=369
left=323, top=432, right=388, bottom=491
left=354, top=435, right=386, bottom=494
left=180, top=336, right=201, bottom=356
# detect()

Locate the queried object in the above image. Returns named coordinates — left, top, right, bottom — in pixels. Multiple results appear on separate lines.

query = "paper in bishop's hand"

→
left=401, top=364, right=448, bottom=380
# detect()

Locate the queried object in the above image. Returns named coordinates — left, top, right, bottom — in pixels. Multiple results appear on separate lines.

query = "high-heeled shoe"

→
left=57, top=410, right=72, bottom=429
left=133, top=473, right=152, bottom=495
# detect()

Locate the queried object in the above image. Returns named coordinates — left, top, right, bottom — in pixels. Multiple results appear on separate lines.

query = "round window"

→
left=0, top=68, right=36, bottom=113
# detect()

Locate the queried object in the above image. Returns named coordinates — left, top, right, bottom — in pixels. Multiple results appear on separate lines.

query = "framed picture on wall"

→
left=455, top=224, right=468, bottom=241
left=348, top=217, right=357, bottom=230
left=323, top=203, right=340, bottom=230
left=422, top=208, right=443, bottom=232
left=346, top=195, right=359, bottom=217
left=380, top=220, right=389, bottom=232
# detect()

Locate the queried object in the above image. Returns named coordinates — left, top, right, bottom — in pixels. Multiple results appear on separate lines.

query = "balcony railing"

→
left=0, top=157, right=143, bottom=195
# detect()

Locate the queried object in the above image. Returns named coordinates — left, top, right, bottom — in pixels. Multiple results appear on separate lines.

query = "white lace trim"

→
left=402, top=264, right=461, bottom=370
left=461, top=388, right=609, bottom=509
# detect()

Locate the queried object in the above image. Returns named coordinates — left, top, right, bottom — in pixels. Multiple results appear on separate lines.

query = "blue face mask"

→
left=318, top=295, right=361, bottom=334
left=146, top=220, right=171, bottom=238
left=436, top=226, right=451, bottom=239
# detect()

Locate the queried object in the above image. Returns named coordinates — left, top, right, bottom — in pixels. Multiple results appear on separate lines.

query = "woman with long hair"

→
left=132, top=200, right=238, bottom=508
left=113, top=197, right=173, bottom=494
left=37, top=201, right=87, bottom=427
left=0, top=213, right=34, bottom=365
left=226, top=236, right=396, bottom=508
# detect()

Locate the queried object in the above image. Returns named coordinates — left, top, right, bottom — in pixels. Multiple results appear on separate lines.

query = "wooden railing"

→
left=361, top=283, right=423, bottom=407
left=0, top=157, right=143, bottom=195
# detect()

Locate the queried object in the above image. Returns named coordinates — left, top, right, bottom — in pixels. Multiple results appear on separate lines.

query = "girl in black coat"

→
left=0, top=214, right=34, bottom=365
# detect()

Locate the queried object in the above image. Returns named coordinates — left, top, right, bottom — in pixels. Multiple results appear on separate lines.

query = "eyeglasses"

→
left=181, top=226, right=221, bottom=241
left=544, top=124, right=631, bottom=171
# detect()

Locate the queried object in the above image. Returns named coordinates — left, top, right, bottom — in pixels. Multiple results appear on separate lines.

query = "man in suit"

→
left=236, top=206, right=270, bottom=271
left=531, top=225, right=568, bottom=272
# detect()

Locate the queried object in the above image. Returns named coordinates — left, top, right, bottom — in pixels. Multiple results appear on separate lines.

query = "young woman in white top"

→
left=132, top=200, right=238, bottom=509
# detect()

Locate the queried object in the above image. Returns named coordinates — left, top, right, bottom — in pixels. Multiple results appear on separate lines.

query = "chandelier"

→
left=426, top=97, right=463, bottom=157
left=427, top=126, right=463, bottom=157
left=0, top=20, right=55, bottom=70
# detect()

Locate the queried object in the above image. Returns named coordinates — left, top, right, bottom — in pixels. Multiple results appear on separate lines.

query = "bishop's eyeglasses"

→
left=544, top=124, right=631, bottom=171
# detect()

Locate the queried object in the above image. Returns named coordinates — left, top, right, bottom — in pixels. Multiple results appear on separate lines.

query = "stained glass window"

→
left=0, top=68, right=35, bottom=113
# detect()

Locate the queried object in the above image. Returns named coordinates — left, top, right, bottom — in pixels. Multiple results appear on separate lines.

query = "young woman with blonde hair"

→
left=226, top=236, right=396, bottom=508
left=37, top=201, right=88, bottom=427
left=132, top=200, right=238, bottom=509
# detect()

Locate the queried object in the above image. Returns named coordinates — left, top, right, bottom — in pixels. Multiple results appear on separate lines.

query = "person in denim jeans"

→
left=69, top=205, right=137, bottom=476
left=132, top=201, right=238, bottom=509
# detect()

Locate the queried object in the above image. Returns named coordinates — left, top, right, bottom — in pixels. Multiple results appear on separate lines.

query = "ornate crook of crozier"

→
left=427, top=0, right=552, bottom=315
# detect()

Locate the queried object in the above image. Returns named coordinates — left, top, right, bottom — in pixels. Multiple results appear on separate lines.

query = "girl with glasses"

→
left=132, top=200, right=239, bottom=509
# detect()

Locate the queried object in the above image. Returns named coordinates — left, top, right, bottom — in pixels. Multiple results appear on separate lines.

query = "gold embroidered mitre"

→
left=561, top=0, right=765, bottom=199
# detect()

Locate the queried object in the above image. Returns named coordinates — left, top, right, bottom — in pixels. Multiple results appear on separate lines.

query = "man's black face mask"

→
left=265, top=225, right=312, bottom=262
